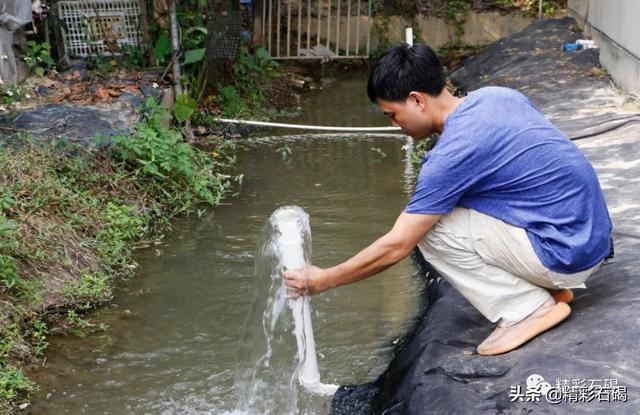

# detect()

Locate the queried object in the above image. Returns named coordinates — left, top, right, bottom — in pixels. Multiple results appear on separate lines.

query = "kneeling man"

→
left=284, top=43, right=612, bottom=356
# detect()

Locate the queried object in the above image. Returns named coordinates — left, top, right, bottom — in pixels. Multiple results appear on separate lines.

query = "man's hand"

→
left=282, top=212, right=440, bottom=299
left=283, top=265, right=326, bottom=299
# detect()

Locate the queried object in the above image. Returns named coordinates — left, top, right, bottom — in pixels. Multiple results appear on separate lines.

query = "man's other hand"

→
left=283, top=265, right=326, bottom=299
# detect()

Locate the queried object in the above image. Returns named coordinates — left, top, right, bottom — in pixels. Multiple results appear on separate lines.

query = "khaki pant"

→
left=418, top=208, right=602, bottom=327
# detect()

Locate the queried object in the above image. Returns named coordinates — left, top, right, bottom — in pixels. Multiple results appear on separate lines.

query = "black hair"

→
left=367, top=43, right=446, bottom=103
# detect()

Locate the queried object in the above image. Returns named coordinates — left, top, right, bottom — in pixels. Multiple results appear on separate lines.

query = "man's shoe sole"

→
left=478, top=302, right=571, bottom=356
left=551, top=288, right=574, bottom=304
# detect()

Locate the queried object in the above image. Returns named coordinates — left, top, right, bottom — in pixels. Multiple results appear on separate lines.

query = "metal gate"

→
left=257, top=0, right=373, bottom=60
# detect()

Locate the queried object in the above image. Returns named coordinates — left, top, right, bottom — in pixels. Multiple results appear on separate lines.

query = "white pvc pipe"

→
left=169, top=0, right=183, bottom=97
left=405, top=27, right=413, bottom=46
left=275, top=209, right=339, bottom=396
left=216, top=118, right=401, bottom=132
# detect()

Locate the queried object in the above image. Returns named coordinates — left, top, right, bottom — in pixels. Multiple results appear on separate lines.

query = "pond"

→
left=28, top=69, right=426, bottom=414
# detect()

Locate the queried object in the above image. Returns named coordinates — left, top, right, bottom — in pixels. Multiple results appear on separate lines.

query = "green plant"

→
left=111, top=99, right=233, bottom=206
left=21, top=41, right=54, bottom=76
left=488, top=0, right=517, bottom=7
left=64, top=273, right=110, bottom=308
left=442, top=0, right=470, bottom=45
left=173, top=0, right=211, bottom=109
left=0, top=366, right=35, bottom=403
left=0, top=321, right=35, bottom=407
left=234, top=47, right=280, bottom=79
left=98, top=203, right=146, bottom=244
left=0, top=190, right=16, bottom=210
left=532, top=0, right=563, bottom=17
left=153, top=30, right=172, bottom=65
left=178, top=1, right=209, bottom=51
left=212, top=47, right=280, bottom=118
left=119, top=44, right=144, bottom=69
left=87, top=54, right=118, bottom=75
left=409, top=135, right=439, bottom=167
left=64, top=309, right=90, bottom=337
left=174, top=93, right=198, bottom=123
left=477, top=0, right=564, bottom=17
left=0, top=215, right=21, bottom=290
left=31, top=319, right=49, bottom=356
left=370, top=10, right=392, bottom=59
left=217, top=85, right=251, bottom=118
left=1, top=85, right=27, bottom=106
left=181, top=24, right=208, bottom=67
left=370, top=44, right=392, bottom=60
left=183, top=47, right=206, bottom=66
left=0, top=253, right=20, bottom=290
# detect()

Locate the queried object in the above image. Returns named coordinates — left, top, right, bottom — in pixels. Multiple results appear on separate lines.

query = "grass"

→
left=0, top=101, right=240, bottom=412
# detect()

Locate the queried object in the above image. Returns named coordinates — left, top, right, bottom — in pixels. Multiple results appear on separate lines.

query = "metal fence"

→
left=258, top=0, right=372, bottom=60
left=58, top=0, right=142, bottom=57
left=206, top=11, right=244, bottom=59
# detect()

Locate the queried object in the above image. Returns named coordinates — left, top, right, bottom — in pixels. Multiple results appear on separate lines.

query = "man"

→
left=283, top=43, right=612, bottom=356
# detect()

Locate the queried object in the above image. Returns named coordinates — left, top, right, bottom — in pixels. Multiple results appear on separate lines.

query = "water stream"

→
left=28, top=70, right=426, bottom=414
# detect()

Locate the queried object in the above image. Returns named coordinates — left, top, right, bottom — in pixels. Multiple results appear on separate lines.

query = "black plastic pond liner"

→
left=332, top=17, right=640, bottom=414
left=0, top=86, right=159, bottom=147
left=0, top=104, right=132, bottom=147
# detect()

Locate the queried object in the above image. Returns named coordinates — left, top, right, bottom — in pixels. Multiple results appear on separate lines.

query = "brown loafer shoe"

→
left=477, top=298, right=571, bottom=356
left=549, top=288, right=574, bottom=304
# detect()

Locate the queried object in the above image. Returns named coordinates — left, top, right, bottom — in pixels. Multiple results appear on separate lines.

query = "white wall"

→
left=254, top=10, right=534, bottom=59
left=568, top=0, right=640, bottom=95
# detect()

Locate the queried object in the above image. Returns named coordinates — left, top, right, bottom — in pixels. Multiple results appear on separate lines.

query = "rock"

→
left=79, top=69, right=91, bottom=82
left=140, top=82, right=164, bottom=102
left=290, top=76, right=307, bottom=88
left=37, top=85, right=48, bottom=96
left=118, top=91, right=143, bottom=108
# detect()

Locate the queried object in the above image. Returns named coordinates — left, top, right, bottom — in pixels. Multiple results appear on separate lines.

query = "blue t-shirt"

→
left=405, top=87, right=612, bottom=273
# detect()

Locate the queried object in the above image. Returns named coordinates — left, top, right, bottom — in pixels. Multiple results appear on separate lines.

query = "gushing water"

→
left=234, top=206, right=337, bottom=414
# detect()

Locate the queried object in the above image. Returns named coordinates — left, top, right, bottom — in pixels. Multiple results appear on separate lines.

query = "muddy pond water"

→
left=28, top=71, right=426, bottom=414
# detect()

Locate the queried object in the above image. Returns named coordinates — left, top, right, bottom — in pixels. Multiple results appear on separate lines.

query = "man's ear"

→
left=407, top=91, right=426, bottom=111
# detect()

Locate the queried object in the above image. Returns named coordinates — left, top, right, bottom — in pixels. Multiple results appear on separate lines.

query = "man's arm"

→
left=283, top=212, right=441, bottom=298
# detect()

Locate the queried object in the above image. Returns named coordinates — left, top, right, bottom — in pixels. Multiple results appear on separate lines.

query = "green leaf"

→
left=41, top=53, right=55, bottom=66
left=255, top=47, right=270, bottom=61
left=0, top=216, right=17, bottom=236
left=154, top=32, right=171, bottom=64
left=142, top=162, right=165, bottom=179
left=184, top=27, right=208, bottom=36
left=174, top=94, right=197, bottom=123
left=183, top=48, right=206, bottom=65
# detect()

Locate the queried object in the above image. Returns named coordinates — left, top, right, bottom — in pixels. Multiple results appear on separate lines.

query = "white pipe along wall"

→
left=215, top=118, right=402, bottom=132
